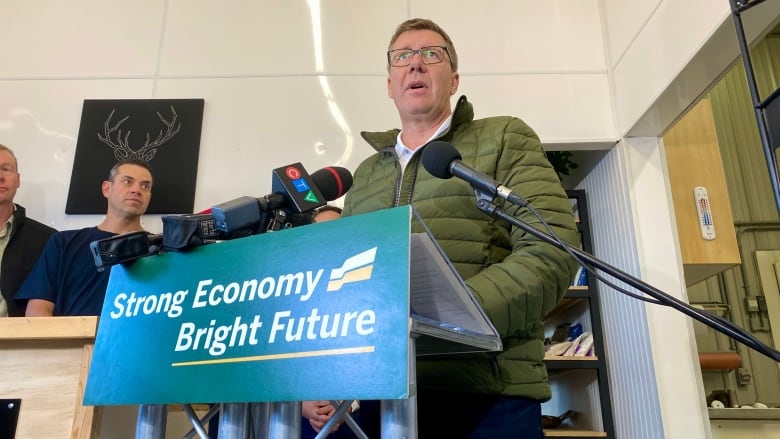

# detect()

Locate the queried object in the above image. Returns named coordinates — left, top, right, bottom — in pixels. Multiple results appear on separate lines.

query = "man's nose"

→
left=408, top=52, right=426, bottom=70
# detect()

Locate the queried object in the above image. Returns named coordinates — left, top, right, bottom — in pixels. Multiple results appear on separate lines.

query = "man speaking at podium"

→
left=342, top=18, right=579, bottom=438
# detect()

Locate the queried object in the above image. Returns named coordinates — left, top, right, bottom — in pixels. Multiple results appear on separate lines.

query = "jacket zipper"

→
left=394, top=156, right=420, bottom=207
left=392, top=170, right=403, bottom=207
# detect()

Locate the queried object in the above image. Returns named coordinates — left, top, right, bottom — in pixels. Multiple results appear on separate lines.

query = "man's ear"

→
left=101, top=180, right=111, bottom=198
left=450, top=72, right=460, bottom=95
left=387, top=76, right=393, bottom=99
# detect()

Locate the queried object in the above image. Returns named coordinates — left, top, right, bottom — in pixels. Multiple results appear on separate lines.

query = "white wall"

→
left=604, top=0, right=780, bottom=137
left=0, top=0, right=612, bottom=233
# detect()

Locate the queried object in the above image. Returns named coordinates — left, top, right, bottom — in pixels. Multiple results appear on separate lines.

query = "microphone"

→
left=90, top=231, right=163, bottom=271
left=161, top=213, right=224, bottom=251
left=91, top=166, right=355, bottom=266
left=212, top=163, right=353, bottom=234
left=421, top=141, right=528, bottom=207
left=312, top=166, right=353, bottom=200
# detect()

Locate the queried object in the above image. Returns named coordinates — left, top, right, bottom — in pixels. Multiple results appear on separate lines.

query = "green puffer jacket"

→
left=342, top=95, right=579, bottom=400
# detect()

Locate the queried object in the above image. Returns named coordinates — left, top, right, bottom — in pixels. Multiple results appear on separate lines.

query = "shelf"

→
left=544, top=289, right=590, bottom=321
left=545, top=355, right=599, bottom=362
left=545, top=357, right=600, bottom=370
left=708, top=408, right=780, bottom=420
left=544, top=428, right=607, bottom=437
left=550, top=190, right=613, bottom=438
left=545, top=299, right=581, bottom=321
left=565, top=288, right=590, bottom=299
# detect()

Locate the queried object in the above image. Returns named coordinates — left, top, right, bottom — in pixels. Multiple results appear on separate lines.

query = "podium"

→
left=84, top=206, right=501, bottom=437
left=0, top=317, right=99, bottom=439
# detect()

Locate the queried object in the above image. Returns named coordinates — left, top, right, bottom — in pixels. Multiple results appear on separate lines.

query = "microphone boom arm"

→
left=473, top=193, right=780, bottom=363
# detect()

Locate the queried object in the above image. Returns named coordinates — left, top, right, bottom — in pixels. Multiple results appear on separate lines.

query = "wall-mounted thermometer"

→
left=694, top=186, right=715, bottom=240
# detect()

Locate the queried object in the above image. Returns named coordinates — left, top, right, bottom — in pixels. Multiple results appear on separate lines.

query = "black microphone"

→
left=161, top=212, right=224, bottom=251
left=421, top=141, right=528, bottom=207
left=312, top=166, right=353, bottom=200
left=212, top=163, right=353, bottom=234
left=90, top=231, right=163, bottom=271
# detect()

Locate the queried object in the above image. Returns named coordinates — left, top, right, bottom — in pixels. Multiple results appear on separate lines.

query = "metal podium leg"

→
left=251, top=402, right=271, bottom=438
left=381, top=397, right=416, bottom=439
left=181, top=404, right=214, bottom=439
left=135, top=404, right=167, bottom=439
left=267, top=401, right=301, bottom=439
left=315, top=400, right=362, bottom=439
left=218, top=403, right=250, bottom=439
left=381, top=340, right=417, bottom=439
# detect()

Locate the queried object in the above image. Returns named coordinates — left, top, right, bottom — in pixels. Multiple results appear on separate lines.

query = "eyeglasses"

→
left=0, top=165, right=17, bottom=176
left=387, top=46, right=450, bottom=67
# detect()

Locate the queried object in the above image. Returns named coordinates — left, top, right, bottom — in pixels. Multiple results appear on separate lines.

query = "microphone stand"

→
left=473, top=193, right=780, bottom=363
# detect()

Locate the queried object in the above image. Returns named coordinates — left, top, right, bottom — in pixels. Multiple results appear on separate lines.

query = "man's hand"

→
left=302, top=400, right=352, bottom=433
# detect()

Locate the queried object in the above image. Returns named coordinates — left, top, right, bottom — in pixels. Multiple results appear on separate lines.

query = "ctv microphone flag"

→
left=271, top=162, right=326, bottom=213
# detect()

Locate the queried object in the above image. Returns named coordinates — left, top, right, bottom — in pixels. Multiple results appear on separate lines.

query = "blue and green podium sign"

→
left=85, top=206, right=412, bottom=405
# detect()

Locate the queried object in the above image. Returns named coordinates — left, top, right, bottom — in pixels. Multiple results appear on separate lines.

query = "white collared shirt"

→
left=394, top=115, right=453, bottom=172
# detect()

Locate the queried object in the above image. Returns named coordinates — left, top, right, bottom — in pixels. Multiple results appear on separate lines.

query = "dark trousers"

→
left=300, top=395, right=541, bottom=438
left=416, top=392, right=543, bottom=439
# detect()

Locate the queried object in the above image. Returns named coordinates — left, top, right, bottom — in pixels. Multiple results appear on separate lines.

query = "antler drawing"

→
left=97, top=106, right=181, bottom=162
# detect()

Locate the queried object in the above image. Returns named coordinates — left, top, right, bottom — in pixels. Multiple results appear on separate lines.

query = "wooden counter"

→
left=0, top=317, right=99, bottom=439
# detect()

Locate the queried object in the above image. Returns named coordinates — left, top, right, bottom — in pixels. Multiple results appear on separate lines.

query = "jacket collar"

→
left=11, top=204, right=26, bottom=222
left=4, top=204, right=26, bottom=240
left=360, top=95, right=474, bottom=153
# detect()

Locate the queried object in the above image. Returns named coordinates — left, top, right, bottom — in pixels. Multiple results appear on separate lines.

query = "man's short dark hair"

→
left=108, top=159, right=153, bottom=182
left=316, top=205, right=342, bottom=216
left=388, top=18, right=458, bottom=72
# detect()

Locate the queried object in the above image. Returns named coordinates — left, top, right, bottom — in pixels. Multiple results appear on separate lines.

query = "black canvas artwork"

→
left=66, top=99, right=205, bottom=214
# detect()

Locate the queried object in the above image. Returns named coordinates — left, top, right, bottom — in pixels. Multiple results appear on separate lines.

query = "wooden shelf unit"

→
left=541, top=190, right=616, bottom=439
